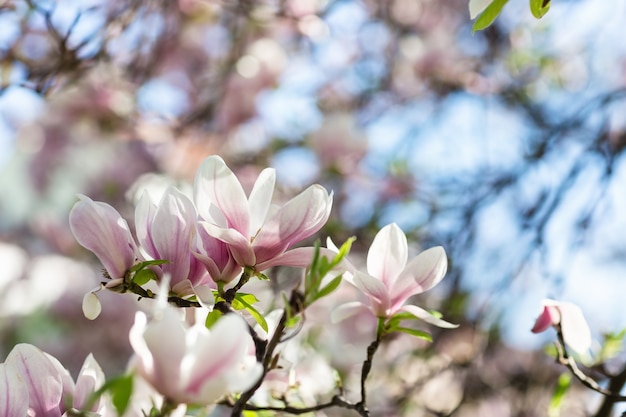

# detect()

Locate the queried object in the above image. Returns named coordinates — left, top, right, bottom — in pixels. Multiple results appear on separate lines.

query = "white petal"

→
left=558, top=302, right=592, bottom=356
left=398, top=246, right=447, bottom=294
left=401, top=305, right=459, bottom=329
left=192, top=284, right=215, bottom=308
left=248, top=167, right=276, bottom=235
left=82, top=290, right=102, bottom=320
left=367, top=223, right=408, bottom=288
left=331, top=302, right=369, bottom=323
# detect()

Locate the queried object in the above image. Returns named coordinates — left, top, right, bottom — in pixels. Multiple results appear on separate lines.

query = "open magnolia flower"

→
left=69, top=195, right=138, bottom=281
left=194, top=155, right=333, bottom=272
left=0, top=343, right=106, bottom=417
left=333, top=223, right=457, bottom=328
left=532, top=299, right=592, bottom=356
left=129, top=301, right=262, bottom=405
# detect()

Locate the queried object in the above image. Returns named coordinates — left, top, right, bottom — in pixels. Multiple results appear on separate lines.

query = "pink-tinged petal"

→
left=194, top=155, right=250, bottom=236
left=134, top=192, right=158, bottom=256
left=255, top=247, right=338, bottom=271
left=400, top=305, right=459, bottom=329
left=331, top=301, right=371, bottom=323
left=354, top=271, right=391, bottom=317
left=44, top=353, right=74, bottom=413
left=397, top=246, right=447, bottom=294
left=69, top=195, right=137, bottom=279
left=5, top=344, right=63, bottom=417
left=182, top=315, right=254, bottom=403
left=151, top=187, right=196, bottom=286
left=73, top=354, right=104, bottom=411
left=131, top=309, right=187, bottom=399
left=252, top=185, right=332, bottom=265
left=248, top=167, right=276, bottom=236
left=558, top=302, right=592, bottom=356
left=366, top=223, right=408, bottom=288
left=200, top=222, right=255, bottom=267
left=0, top=363, right=29, bottom=417
left=531, top=304, right=560, bottom=333
left=191, top=283, right=215, bottom=308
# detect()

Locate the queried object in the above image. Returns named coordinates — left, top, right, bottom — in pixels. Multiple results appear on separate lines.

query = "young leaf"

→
left=548, top=373, right=571, bottom=417
left=394, top=327, right=433, bottom=342
left=129, top=259, right=169, bottom=272
left=205, top=309, right=222, bottom=328
left=239, top=298, right=269, bottom=333
left=313, top=275, right=343, bottom=302
left=132, top=269, right=157, bottom=286
left=530, top=0, right=550, bottom=18
left=472, top=0, right=508, bottom=32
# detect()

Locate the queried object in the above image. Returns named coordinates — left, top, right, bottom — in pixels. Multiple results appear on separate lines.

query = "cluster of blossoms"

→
left=4, top=155, right=459, bottom=416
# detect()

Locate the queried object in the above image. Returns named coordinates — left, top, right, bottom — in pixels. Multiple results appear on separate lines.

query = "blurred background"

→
left=2, top=0, right=626, bottom=415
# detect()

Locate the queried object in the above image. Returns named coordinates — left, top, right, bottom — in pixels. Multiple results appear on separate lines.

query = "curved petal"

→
left=151, top=187, right=196, bottom=286
left=255, top=247, right=338, bottom=271
left=5, top=344, right=63, bottom=417
left=331, top=301, right=370, bottom=323
left=73, top=354, right=105, bottom=411
left=134, top=192, right=158, bottom=257
left=354, top=271, right=390, bottom=317
left=400, top=305, right=459, bottom=329
left=82, top=289, right=102, bottom=321
left=181, top=314, right=255, bottom=403
left=194, top=156, right=250, bottom=236
left=252, top=185, right=332, bottom=265
left=131, top=308, right=187, bottom=399
left=200, top=222, right=255, bottom=267
left=366, top=223, right=408, bottom=288
left=0, top=363, right=29, bottom=417
left=248, top=168, right=276, bottom=236
left=558, top=302, right=592, bottom=356
left=397, top=246, right=447, bottom=294
left=69, top=195, right=137, bottom=279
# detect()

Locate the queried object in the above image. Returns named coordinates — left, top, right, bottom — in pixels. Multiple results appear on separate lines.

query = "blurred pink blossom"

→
left=0, top=343, right=106, bottom=417
left=129, top=306, right=262, bottom=405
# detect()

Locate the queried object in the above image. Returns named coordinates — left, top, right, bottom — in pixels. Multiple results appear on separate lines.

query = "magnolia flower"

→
left=69, top=195, right=138, bottom=280
left=0, top=344, right=106, bottom=417
left=129, top=304, right=262, bottom=405
left=135, top=187, right=209, bottom=293
left=333, top=223, right=456, bottom=328
left=532, top=299, right=592, bottom=356
left=194, top=155, right=333, bottom=272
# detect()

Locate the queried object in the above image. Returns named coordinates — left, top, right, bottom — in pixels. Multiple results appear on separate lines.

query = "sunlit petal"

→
left=367, top=223, right=407, bottom=288
left=194, top=155, right=250, bottom=235
left=248, top=167, right=276, bottom=236
left=253, top=185, right=332, bottom=265
left=400, top=305, right=459, bottom=329
left=398, top=246, right=447, bottom=293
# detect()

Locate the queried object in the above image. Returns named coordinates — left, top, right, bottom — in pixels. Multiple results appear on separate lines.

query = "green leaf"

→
left=132, top=269, right=157, bottom=286
left=472, top=0, right=508, bottom=32
left=89, top=374, right=133, bottom=416
left=205, top=309, right=222, bottom=328
left=394, top=327, right=433, bottom=342
left=313, top=275, right=343, bottom=302
left=240, top=299, right=269, bottom=333
left=530, top=0, right=550, bottom=18
left=548, top=373, right=571, bottom=417
left=129, top=259, right=169, bottom=272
